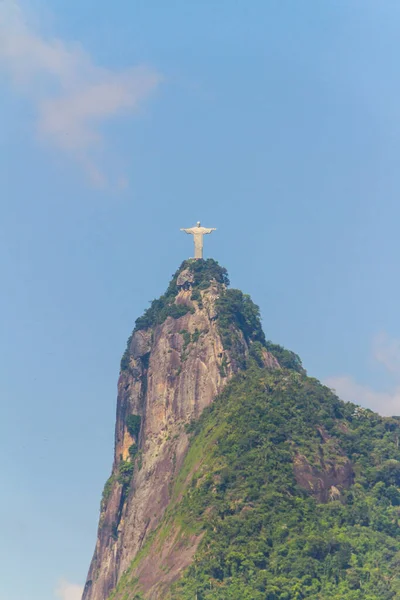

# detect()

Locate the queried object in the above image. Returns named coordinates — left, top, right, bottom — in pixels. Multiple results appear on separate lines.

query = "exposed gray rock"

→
left=176, top=269, right=194, bottom=288
left=83, top=282, right=233, bottom=600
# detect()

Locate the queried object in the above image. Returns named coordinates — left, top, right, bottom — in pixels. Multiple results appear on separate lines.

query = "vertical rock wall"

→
left=82, top=264, right=280, bottom=600
left=82, top=279, right=233, bottom=600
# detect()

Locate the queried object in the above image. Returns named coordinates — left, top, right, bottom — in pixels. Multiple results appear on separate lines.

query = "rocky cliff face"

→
left=82, top=260, right=278, bottom=600
left=81, top=261, right=400, bottom=600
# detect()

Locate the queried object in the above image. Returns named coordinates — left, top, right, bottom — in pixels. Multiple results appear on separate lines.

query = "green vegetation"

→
left=129, top=444, right=138, bottom=460
left=111, top=364, right=400, bottom=599
left=264, top=341, right=305, bottom=374
left=134, top=301, right=193, bottom=333
left=168, top=366, right=400, bottom=599
left=120, top=260, right=228, bottom=371
left=188, top=258, right=229, bottom=289
left=215, top=289, right=267, bottom=369
left=134, top=259, right=227, bottom=333
left=180, top=329, right=192, bottom=352
left=190, top=288, right=203, bottom=307
left=249, top=340, right=266, bottom=367
left=101, top=474, right=115, bottom=511
left=216, top=289, right=265, bottom=345
left=126, top=414, right=142, bottom=439
left=192, top=328, right=202, bottom=343
left=120, top=333, right=133, bottom=371
left=117, top=460, right=134, bottom=487
left=126, top=414, right=141, bottom=462
left=120, top=260, right=302, bottom=376
left=109, top=262, right=400, bottom=598
left=218, top=355, right=228, bottom=377
left=180, top=328, right=203, bottom=358
left=214, top=287, right=304, bottom=374
left=101, top=415, right=142, bottom=514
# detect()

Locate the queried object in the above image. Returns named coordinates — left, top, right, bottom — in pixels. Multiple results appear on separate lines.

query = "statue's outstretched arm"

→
left=204, top=228, right=217, bottom=234
left=180, top=228, right=194, bottom=234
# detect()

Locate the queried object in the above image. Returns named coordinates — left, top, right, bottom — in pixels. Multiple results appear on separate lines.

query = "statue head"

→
left=196, top=221, right=201, bottom=227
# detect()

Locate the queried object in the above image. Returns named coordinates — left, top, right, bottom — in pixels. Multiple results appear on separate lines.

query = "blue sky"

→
left=2, top=1, right=400, bottom=599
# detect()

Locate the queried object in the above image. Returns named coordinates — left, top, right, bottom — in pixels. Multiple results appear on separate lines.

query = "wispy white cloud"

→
left=325, top=332, right=400, bottom=416
left=373, top=331, right=400, bottom=375
left=324, top=374, right=400, bottom=417
left=55, top=579, right=83, bottom=600
left=0, top=0, right=161, bottom=185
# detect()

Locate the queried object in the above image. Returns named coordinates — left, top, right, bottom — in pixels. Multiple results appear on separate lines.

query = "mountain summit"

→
left=82, top=260, right=400, bottom=600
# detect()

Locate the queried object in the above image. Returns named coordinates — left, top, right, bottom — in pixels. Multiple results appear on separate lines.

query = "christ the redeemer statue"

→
left=181, top=221, right=216, bottom=259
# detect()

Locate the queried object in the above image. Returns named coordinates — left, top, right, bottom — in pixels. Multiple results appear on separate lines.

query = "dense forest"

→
left=168, top=366, right=400, bottom=599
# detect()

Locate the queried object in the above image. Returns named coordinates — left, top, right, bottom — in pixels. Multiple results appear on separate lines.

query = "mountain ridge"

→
left=83, top=259, right=281, bottom=600
left=109, top=368, right=400, bottom=600
left=82, top=260, right=400, bottom=600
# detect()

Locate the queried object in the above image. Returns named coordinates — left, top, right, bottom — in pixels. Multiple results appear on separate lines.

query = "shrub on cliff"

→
left=215, top=288, right=304, bottom=373
left=126, top=414, right=141, bottom=439
left=134, top=259, right=228, bottom=333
